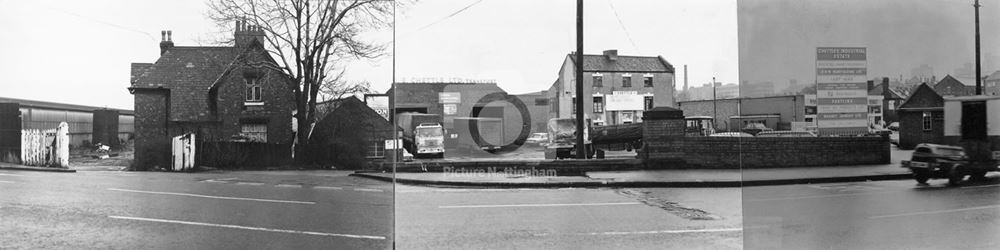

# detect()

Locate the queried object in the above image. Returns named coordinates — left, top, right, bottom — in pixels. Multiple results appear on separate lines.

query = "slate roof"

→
left=568, top=53, right=675, bottom=73
left=899, top=83, right=943, bottom=111
left=868, top=83, right=906, bottom=99
left=933, top=75, right=976, bottom=97
left=130, top=46, right=244, bottom=121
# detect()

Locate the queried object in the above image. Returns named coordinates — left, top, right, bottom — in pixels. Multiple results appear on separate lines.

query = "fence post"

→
left=56, top=122, right=69, bottom=167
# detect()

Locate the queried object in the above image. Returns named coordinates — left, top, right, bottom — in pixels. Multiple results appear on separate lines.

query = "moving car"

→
left=901, top=143, right=978, bottom=185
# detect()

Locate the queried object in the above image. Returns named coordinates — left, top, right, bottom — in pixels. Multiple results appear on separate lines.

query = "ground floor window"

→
left=240, top=123, right=268, bottom=142
left=367, top=139, right=385, bottom=158
left=922, top=112, right=932, bottom=131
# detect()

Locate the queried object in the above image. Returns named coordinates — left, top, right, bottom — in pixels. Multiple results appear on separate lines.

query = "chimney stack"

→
left=603, top=49, right=618, bottom=61
left=234, top=20, right=266, bottom=48
left=882, top=77, right=890, bottom=98
left=159, top=30, right=174, bottom=55
left=683, top=65, right=688, bottom=90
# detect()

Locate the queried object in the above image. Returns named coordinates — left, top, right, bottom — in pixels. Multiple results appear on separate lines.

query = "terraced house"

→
left=548, top=49, right=676, bottom=126
left=128, top=22, right=296, bottom=170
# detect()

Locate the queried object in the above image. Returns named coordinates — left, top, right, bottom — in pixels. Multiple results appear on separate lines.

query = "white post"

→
left=56, top=122, right=69, bottom=167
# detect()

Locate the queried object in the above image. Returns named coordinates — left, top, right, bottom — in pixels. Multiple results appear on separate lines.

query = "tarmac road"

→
left=0, top=170, right=394, bottom=249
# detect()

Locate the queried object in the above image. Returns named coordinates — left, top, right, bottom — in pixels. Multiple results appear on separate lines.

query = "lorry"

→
left=901, top=95, right=1000, bottom=185
left=451, top=117, right=504, bottom=153
left=395, top=113, right=445, bottom=158
left=591, top=122, right=643, bottom=158
left=544, top=117, right=594, bottom=159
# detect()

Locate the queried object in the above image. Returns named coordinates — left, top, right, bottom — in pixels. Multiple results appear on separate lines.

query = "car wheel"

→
left=948, top=165, right=965, bottom=186
left=911, top=168, right=930, bottom=184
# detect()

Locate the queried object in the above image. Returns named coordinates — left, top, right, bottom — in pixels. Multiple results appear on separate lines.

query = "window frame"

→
left=622, top=76, right=632, bottom=87
left=367, top=139, right=386, bottom=158
left=593, top=96, right=604, bottom=113
left=240, top=122, right=268, bottom=142
left=922, top=111, right=932, bottom=131
left=592, top=75, right=603, bottom=87
left=245, top=78, right=263, bottom=103
left=643, top=76, right=653, bottom=87
left=644, top=96, right=654, bottom=110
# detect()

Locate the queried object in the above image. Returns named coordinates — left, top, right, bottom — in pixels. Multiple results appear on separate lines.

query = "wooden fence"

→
left=20, top=122, right=69, bottom=167
left=198, top=141, right=292, bottom=169
left=171, top=133, right=196, bottom=171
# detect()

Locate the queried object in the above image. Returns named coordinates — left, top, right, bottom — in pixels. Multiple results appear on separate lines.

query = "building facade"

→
left=548, top=50, right=676, bottom=126
left=309, top=96, right=397, bottom=168
left=129, top=23, right=296, bottom=170
left=897, top=83, right=945, bottom=149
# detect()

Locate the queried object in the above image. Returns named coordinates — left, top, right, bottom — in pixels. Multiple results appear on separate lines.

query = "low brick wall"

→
left=646, top=136, right=891, bottom=168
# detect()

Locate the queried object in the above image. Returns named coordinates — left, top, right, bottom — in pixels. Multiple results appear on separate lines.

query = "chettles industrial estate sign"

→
left=816, top=47, right=868, bottom=135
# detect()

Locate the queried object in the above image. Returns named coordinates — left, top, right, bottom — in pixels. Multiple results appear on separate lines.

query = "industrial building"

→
left=0, top=96, right=134, bottom=147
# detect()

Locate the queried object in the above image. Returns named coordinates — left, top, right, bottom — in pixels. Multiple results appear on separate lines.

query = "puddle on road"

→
left=615, top=189, right=721, bottom=220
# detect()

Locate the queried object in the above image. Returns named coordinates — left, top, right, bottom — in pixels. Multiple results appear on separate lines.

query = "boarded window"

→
left=240, top=123, right=267, bottom=142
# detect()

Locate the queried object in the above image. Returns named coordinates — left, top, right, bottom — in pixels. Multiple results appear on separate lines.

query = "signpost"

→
left=816, top=47, right=868, bottom=136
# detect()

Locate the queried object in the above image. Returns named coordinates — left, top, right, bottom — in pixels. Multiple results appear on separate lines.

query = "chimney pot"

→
left=161, top=30, right=166, bottom=41
left=167, top=30, right=172, bottom=41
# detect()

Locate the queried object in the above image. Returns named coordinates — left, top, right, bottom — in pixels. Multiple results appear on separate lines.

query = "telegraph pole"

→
left=712, top=77, right=718, bottom=131
left=974, top=0, right=983, bottom=95
left=575, top=0, right=586, bottom=159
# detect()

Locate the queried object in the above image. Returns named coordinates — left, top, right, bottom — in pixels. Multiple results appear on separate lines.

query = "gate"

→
left=171, top=133, right=195, bottom=171
left=21, top=122, right=69, bottom=167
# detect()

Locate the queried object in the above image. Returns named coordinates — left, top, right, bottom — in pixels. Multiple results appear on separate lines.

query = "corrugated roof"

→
left=0, top=96, right=134, bottom=115
left=568, top=53, right=674, bottom=73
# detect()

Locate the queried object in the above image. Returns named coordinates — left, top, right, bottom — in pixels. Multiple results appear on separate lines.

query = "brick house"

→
left=548, top=49, right=676, bottom=126
left=308, top=96, right=397, bottom=169
left=128, top=22, right=296, bottom=170
left=934, top=75, right=977, bottom=97
left=897, top=83, right=945, bottom=150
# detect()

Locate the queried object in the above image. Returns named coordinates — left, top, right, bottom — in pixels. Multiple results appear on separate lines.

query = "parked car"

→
left=709, top=132, right=754, bottom=137
left=525, top=132, right=549, bottom=147
left=901, top=143, right=974, bottom=185
left=755, top=131, right=817, bottom=137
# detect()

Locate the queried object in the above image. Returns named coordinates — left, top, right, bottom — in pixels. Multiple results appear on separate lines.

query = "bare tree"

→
left=208, top=0, right=396, bottom=160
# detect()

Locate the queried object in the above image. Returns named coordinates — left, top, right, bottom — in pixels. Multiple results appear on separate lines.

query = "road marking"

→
left=869, top=204, right=1000, bottom=219
left=0, top=180, right=16, bottom=183
left=275, top=184, right=303, bottom=188
left=354, top=188, right=384, bottom=192
left=313, top=186, right=344, bottom=190
left=534, top=228, right=743, bottom=237
left=440, top=202, right=642, bottom=209
left=107, top=188, right=315, bottom=205
left=234, top=182, right=265, bottom=186
left=108, top=216, right=385, bottom=240
left=746, top=191, right=901, bottom=202
left=0, top=173, right=26, bottom=176
left=961, top=184, right=1000, bottom=189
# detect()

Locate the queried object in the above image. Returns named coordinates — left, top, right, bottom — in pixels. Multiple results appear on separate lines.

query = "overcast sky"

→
left=739, top=0, right=1000, bottom=90
left=0, top=0, right=737, bottom=110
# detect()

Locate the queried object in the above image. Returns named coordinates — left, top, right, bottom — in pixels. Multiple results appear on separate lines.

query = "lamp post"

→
left=574, top=0, right=586, bottom=159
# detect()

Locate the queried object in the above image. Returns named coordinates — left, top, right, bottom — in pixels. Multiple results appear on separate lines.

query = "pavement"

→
left=353, top=147, right=917, bottom=188
left=0, top=162, right=76, bottom=172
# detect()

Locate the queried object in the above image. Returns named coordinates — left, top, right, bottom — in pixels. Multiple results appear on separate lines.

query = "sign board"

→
left=443, top=104, right=457, bottom=115
left=385, top=139, right=402, bottom=150
left=605, top=93, right=644, bottom=111
left=439, top=92, right=461, bottom=104
left=816, top=47, right=868, bottom=135
left=364, top=94, right=390, bottom=120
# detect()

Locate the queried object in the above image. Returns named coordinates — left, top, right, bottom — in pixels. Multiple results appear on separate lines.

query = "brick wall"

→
left=678, top=137, right=890, bottom=168
left=898, top=110, right=944, bottom=149
left=132, top=90, right=170, bottom=170
left=642, top=107, right=891, bottom=168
